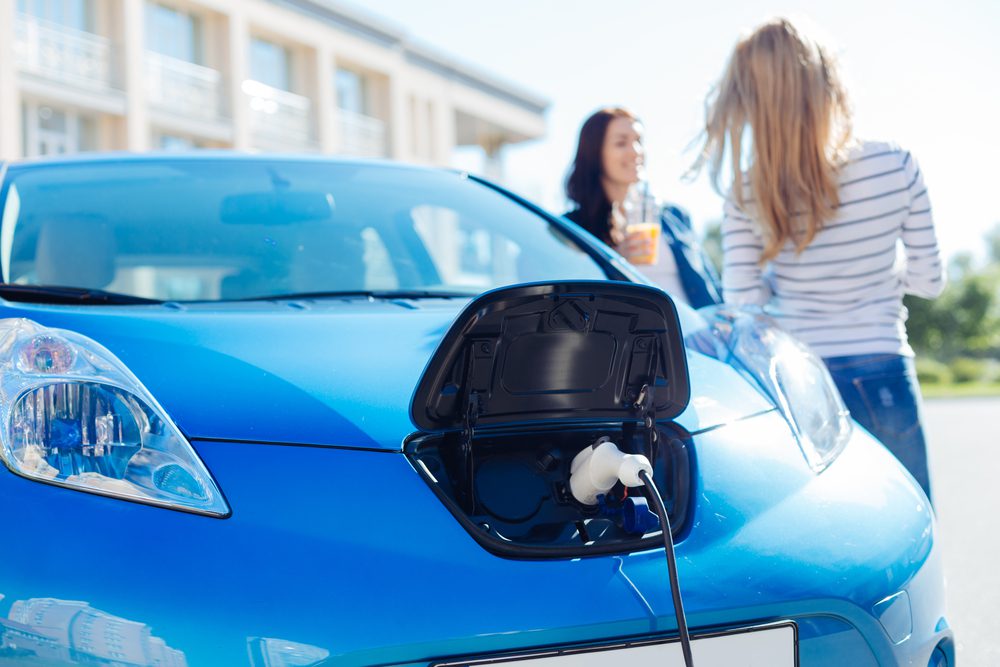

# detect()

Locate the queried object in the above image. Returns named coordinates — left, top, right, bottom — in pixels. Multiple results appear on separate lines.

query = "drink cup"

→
left=624, top=222, right=661, bottom=265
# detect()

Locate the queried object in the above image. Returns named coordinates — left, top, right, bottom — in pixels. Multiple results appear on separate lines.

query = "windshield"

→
left=0, top=159, right=611, bottom=301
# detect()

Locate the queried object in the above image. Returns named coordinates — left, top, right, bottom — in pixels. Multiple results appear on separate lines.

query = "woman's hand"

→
left=621, top=224, right=660, bottom=265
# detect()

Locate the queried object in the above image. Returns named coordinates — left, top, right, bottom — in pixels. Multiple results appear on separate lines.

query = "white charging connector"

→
left=568, top=436, right=695, bottom=667
left=568, top=436, right=653, bottom=505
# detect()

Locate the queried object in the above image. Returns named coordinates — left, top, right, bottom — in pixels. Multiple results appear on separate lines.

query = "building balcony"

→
left=338, top=109, right=387, bottom=158
left=146, top=52, right=225, bottom=122
left=242, top=79, right=316, bottom=151
left=12, top=13, right=114, bottom=91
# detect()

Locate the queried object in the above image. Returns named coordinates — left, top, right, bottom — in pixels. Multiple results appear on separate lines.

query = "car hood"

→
left=1, top=299, right=773, bottom=449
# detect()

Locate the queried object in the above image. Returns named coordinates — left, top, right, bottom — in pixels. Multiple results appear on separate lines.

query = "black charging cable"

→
left=639, top=469, right=694, bottom=667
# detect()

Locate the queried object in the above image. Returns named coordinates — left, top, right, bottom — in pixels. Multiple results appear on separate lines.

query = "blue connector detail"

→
left=595, top=494, right=660, bottom=535
left=623, top=497, right=660, bottom=535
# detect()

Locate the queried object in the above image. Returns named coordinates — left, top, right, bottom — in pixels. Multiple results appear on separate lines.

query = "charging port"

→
left=405, top=422, right=692, bottom=559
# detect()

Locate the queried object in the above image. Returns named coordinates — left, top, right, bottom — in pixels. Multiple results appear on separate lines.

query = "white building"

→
left=0, top=0, right=547, bottom=178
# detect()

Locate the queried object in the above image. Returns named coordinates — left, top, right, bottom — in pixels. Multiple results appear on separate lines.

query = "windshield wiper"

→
left=230, top=289, right=478, bottom=302
left=0, top=284, right=163, bottom=305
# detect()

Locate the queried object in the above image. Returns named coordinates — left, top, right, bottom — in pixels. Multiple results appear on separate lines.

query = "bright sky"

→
left=353, top=0, right=999, bottom=263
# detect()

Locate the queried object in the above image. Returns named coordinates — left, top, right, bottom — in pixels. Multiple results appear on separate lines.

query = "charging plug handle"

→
left=569, top=438, right=653, bottom=505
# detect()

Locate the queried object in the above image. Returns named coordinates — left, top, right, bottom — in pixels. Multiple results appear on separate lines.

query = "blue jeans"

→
left=823, top=353, right=933, bottom=502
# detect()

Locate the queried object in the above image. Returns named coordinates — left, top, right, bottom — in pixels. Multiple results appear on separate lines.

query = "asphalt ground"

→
left=923, top=397, right=1000, bottom=667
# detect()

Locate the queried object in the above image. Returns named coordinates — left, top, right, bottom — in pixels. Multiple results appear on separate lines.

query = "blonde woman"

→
left=693, top=18, right=944, bottom=499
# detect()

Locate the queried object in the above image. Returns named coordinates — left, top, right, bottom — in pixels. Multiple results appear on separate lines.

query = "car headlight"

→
left=693, top=306, right=852, bottom=472
left=0, top=318, right=229, bottom=516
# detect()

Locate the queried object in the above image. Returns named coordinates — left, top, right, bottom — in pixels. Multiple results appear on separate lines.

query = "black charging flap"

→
left=410, top=281, right=690, bottom=432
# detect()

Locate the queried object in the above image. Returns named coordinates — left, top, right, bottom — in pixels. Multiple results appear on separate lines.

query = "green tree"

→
left=906, top=265, right=999, bottom=358
left=702, top=219, right=723, bottom=274
left=948, top=251, right=975, bottom=280
left=987, top=222, right=1000, bottom=264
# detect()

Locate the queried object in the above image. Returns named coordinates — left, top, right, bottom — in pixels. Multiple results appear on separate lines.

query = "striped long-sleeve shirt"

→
left=721, top=140, right=945, bottom=358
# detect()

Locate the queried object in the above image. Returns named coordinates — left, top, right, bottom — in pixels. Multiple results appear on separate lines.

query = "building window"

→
left=250, top=37, right=291, bottom=91
left=145, top=2, right=201, bottom=63
left=22, top=101, right=97, bottom=156
left=156, top=134, right=196, bottom=150
left=335, top=68, right=367, bottom=115
left=17, top=0, right=90, bottom=30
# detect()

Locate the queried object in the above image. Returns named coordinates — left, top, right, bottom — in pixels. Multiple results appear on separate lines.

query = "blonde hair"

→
left=693, top=18, right=853, bottom=263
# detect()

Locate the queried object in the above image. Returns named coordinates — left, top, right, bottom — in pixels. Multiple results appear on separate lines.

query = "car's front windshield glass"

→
left=0, top=159, right=611, bottom=301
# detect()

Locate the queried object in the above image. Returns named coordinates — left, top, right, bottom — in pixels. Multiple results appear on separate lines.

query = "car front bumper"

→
left=0, top=412, right=951, bottom=666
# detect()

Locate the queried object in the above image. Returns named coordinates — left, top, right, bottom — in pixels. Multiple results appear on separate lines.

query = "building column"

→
left=482, top=136, right=505, bottom=183
left=388, top=74, right=409, bottom=161
left=412, top=97, right=429, bottom=161
left=315, top=46, right=338, bottom=154
left=432, top=101, right=455, bottom=167
left=227, top=7, right=251, bottom=150
left=122, top=0, right=149, bottom=150
left=0, top=0, right=22, bottom=159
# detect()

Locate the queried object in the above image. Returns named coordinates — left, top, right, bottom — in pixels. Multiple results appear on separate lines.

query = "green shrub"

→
left=950, top=356, right=986, bottom=383
left=915, top=357, right=952, bottom=385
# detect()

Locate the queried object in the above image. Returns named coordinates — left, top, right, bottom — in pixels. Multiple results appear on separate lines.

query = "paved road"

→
left=923, top=397, right=1000, bottom=667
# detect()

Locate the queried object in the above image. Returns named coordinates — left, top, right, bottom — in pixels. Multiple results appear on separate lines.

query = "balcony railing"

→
left=338, top=109, right=388, bottom=157
left=13, top=13, right=114, bottom=90
left=146, top=52, right=225, bottom=121
left=243, top=79, right=314, bottom=150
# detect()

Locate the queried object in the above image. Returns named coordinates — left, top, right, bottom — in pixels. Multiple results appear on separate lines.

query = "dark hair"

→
left=565, top=107, right=638, bottom=244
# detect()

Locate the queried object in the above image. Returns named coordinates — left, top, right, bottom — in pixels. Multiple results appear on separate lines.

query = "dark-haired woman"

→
left=564, top=107, right=721, bottom=308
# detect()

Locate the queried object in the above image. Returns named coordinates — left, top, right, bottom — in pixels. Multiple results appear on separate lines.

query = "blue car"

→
left=0, top=154, right=951, bottom=667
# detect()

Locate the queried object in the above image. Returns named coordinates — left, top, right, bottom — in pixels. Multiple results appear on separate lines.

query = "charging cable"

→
left=639, top=468, right=694, bottom=667
left=568, top=439, right=694, bottom=667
